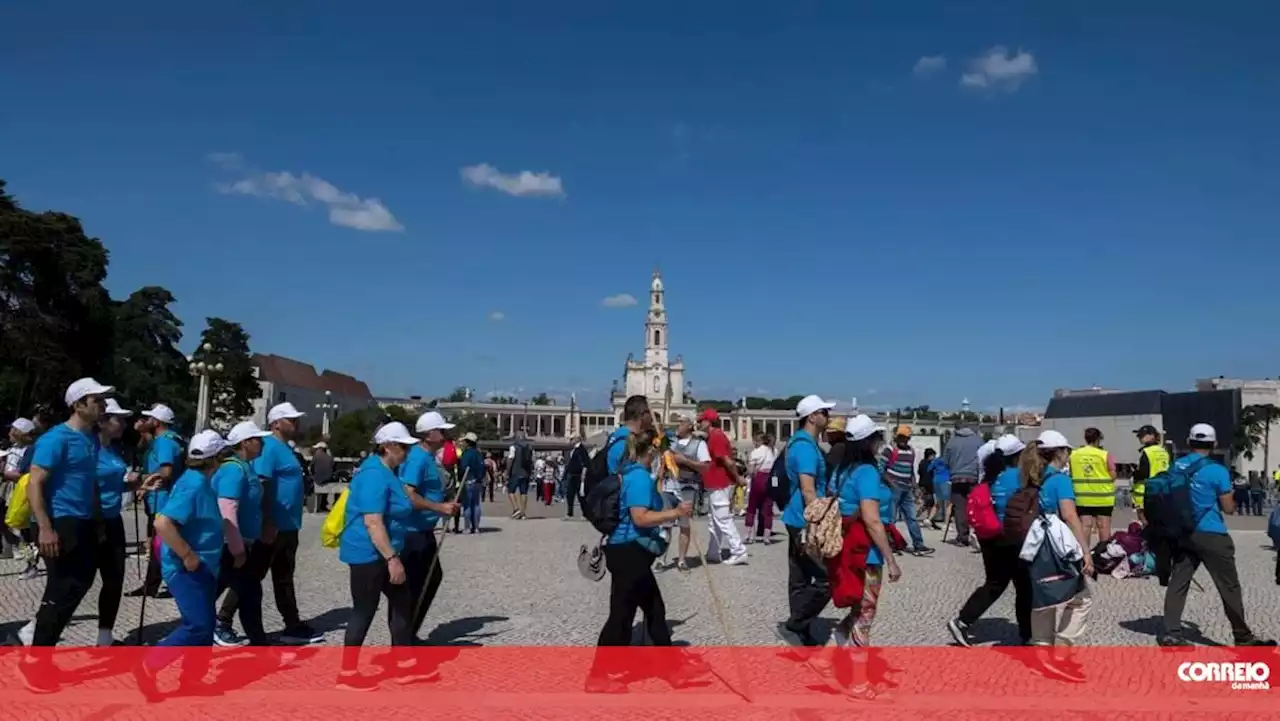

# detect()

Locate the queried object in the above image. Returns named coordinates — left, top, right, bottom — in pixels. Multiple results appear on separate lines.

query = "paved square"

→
left=2, top=501, right=1276, bottom=646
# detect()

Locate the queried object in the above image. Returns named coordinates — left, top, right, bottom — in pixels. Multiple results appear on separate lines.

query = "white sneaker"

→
left=724, top=551, right=749, bottom=566
left=18, top=620, right=35, bottom=646
left=96, top=628, right=116, bottom=647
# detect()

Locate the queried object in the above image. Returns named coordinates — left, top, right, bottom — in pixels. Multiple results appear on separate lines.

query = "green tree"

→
left=487, top=394, right=519, bottom=404
left=110, top=286, right=194, bottom=426
left=449, top=412, right=500, bottom=441
left=443, top=386, right=469, bottom=403
left=530, top=392, right=553, bottom=406
left=384, top=405, right=415, bottom=427
left=1233, top=404, right=1280, bottom=461
left=329, top=407, right=382, bottom=457
left=192, top=318, right=259, bottom=430
left=0, top=179, right=115, bottom=412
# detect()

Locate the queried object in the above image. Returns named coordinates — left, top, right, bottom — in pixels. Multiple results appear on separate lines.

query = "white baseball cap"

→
left=374, top=421, right=418, bottom=446
left=187, top=430, right=228, bottom=460
left=1036, top=430, right=1072, bottom=450
left=10, top=418, right=36, bottom=434
left=978, top=439, right=997, bottom=465
left=141, top=404, right=176, bottom=424
left=996, top=434, right=1026, bottom=456
left=104, top=399, right=132, bottom=416
left=267, top=402, right=306, bottom=424
left=227, top=420, right=271, bottom=446
left=1189, top=423, right=1217, bottom=444
left=463, top=432, right=479, bottom=443
left=795, top=394, right=837, bottom=418
left=844, top=414, right=884, bottom=441
left=415, top=411, right=455, bottom=434
left=65, top=377, right=114, bottom=407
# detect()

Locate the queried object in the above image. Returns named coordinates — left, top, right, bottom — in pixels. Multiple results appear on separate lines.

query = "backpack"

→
left=582, top=436, right=624, bottom=536
left=768, top=435, right=814, bottom=511
left=513, top=441, right=533, bottom=476
left=802, top=466, right=854, bottom=561
left=1146, top=457, right=1210, bottom=539
left=1002, top=478, right=1043, bottom=545
left=967, top=481, right=1003, bottom=540
left=320, top=488, right=350, bottom=549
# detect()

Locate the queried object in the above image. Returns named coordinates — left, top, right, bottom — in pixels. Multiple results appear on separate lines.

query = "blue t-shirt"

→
left=212, top=458, right=264, bottom=543
left=398, top=445, right=444, bottom=531
left=991, top=466, right=1021, bottom=522
left=930, top=459, right=951, bottom=486
left=144, top=432, right=182, bottom=514
left=159, top=469, right=224, bottom=582
left=255, top=436, right=305, bottom=532
left=783, top=431, right=825, bottom=529
left=460, top=448, right=486, bottom=487
left=1037, top=467, right=1076, bottom=515
left=31, top=423, right=100, bottom=520
left=608, top=461, right=663, bottom=546
left=96, top=444, right=128, bottom=519
left=829, top=463, right=893, bottom=566
left=341, top=456, right=415, bottom=565
left=606, top=426, right=632, bottom=475
left=1178, top=454, right=1232, bottom=535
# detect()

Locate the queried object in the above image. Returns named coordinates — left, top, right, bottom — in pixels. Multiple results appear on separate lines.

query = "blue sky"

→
left=3, top=1, right=1278, bottom=412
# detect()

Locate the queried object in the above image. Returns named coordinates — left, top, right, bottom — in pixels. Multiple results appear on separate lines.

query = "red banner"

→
left=1, top=646, right=1276, bottom=718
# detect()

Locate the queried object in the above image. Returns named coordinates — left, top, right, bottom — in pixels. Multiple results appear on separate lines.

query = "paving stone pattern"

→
left=2, top=501, right=1277, bottom=647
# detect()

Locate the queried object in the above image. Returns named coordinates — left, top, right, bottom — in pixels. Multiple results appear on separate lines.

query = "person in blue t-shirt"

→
left=586, top=427, right=698, bottom=693
left=337, top=422, right=421, bottom=690
left=1160, top=424, right=1274, bottom=648
left=18, top=378, right=111, bottom=683
left=399, top=411, right=460, bottom=642
left=210, top=421, right=272, bottom=648
left=950, top=434, right=1032, bottom=647
left=928, top=457, right=952, bottom=529
left=127, top=402, right=183, bottom=599
left=135, top=430, right=228, bottom=694
left=457, top=433, right=488, bottom=533
left=217, top=401, right=321, bottom=646
left=780, top=394, right=835, bottom=647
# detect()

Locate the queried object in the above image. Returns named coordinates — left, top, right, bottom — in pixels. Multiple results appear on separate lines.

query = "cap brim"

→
left=271, top=412, right=306, bottom=421
left=232, top=431, right=272, bottom=444
left=106, top=409, right=133, bottom=416
left=380, top=435, right=418, bottom=445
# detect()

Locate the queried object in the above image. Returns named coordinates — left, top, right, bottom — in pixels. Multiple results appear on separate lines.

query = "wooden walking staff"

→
left=412, top=466, right=470, bottom=627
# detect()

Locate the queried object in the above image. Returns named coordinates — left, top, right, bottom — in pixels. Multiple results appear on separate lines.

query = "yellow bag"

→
left=4, top=473, right=32, bottom=529
left=320, top=488, right=349, bottom=549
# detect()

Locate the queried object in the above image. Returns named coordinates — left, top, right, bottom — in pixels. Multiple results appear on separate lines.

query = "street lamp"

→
left=316, top=390, right=339, bottom=439
left=188, top=343, right=224, bottom=433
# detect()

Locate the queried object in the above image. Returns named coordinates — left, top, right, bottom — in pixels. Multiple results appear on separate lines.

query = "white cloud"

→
left=488, top=311, right=506, bottom=321
left=960, top=46, right=1038, bottom=92
left=913, top=55, right=947, bottom=77
left=601, top=293, right=637, bottom=308
left=461, top=163, right=565, bottom=198
left=209, top=154, right=403, bottom=232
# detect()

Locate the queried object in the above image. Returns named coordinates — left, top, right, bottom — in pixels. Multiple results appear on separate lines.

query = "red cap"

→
left=697, top=408, right=720, bottom=422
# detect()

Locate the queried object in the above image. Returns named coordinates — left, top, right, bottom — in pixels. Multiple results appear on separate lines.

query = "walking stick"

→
left=131, top=488, right=143, bottom=584
left=683, top=493, right=754, bottom=704
left=412, top=467, right=469, bottom=628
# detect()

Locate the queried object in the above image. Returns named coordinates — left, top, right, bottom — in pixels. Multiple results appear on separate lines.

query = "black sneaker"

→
left=280, top=624, right=324, bottom=645
left=909, top=545, right=936, bottom=556
left=1157, top=634, right=1194, bottom=647
left=1236, top=638, right=1277, bottom=647
left=213, top=625, right=249, bottom=648
left=947, top=618, right=975, bottom=648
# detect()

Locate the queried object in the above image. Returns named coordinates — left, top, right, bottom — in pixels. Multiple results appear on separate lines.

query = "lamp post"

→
left=316, top=390, right=338, bottom=439
left=188, top=343, right=224, bottom=433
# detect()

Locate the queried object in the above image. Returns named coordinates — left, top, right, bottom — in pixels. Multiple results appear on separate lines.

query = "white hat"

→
left=463, top=431, right=479, bottom=443
left=844, top=414, right=885, bottom=441
left=187, top=430, right=228, bottom=460
left=65, top=377, right=114, bottom=407
left=415, top=411, right=455, bottom=434
left=1189, top=423, right=1217, bottom=444
left=141, top=404, right=176, bottom=425
left=267, top=402, right=306, bottom=424
left=1036, top=430, right=1072, bottom=450
left=227, top=420, right=271, bottom=446
left=313, top=441, right=328, bottom=449
left=795, top=394, right=837, bottom=418
left=103, top=399, right=132, bottom=416
left=10, top=418, right=36, bottom=434
left=374, top=422, right=418, bottom=446
left=977, top=439, right=997, bottom=466
left=996, top=434, right=1026, bottom=456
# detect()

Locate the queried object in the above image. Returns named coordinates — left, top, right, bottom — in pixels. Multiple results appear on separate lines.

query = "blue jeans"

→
left=891, top=485, right=924, bottom=548
left=462, top=483, right=482, bottom=531
left=147, top=564, right=217, bottom=676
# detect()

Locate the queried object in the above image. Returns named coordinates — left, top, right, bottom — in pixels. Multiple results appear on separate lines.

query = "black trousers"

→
left=402, top=530, right=443, bottom=638
left=135, top=510, right=163, bottom=594
left=950, top=481, right=974, bottom=541
left=588, top=541, right=669, bottom=678
left=343, top=559, right=414, bottom=671
left=94, top=516, right=127, bottom=632
left=957, top=538, right=1032, bottom=641
left=785, top=526, right=830, bottom=638
left=1163, top=532, right=1255, bottom=641
left=32, top=518, right=98, bottom=646
left=216, top=546, right=268, bottom=643
left=565, top=477, right=582, bottom=516
left=218, top=530, right=302, bottom=630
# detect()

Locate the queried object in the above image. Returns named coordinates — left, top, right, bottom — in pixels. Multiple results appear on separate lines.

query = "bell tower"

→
left=644, top=269, right=668, bottom=369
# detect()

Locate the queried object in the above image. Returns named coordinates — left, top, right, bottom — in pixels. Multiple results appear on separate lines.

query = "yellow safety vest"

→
left=1133, top=444, right=1170, bottom=509
left=1069, top=445, right=1114, bottom=509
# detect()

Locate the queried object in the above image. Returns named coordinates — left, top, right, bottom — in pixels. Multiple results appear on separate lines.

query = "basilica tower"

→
left=644, top=270, right=669, bottom=368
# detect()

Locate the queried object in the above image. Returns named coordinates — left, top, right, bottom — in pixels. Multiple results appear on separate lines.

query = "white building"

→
left=613, top=270, right=694, bottom=425
left=250, top=353, right=375, bottom=435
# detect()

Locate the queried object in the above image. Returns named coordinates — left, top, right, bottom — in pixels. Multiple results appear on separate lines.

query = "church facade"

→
left=612, top=271, right=696, bottom=425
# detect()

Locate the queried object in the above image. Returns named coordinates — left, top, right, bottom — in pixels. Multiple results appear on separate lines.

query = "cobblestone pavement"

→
left=2, top=499, right=1276, bottom=647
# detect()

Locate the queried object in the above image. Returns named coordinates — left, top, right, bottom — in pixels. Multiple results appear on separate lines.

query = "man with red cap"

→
left=697, top=409, right=748, bottom=566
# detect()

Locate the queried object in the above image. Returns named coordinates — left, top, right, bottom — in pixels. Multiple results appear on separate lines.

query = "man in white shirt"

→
left=662, top=416, right=711, bottom=572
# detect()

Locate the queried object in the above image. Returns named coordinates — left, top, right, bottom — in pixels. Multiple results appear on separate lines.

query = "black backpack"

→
left=582, top=436, right=624, bottom=536
left=767, top=435, right=813, bottom=511
left=513, top=441, right=533, bottom=476
left=1002, top=479, right=1042, bottom=545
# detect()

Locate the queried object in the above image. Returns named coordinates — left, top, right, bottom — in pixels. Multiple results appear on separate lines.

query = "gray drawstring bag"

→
left=578, top=541, right=606, bottom=582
